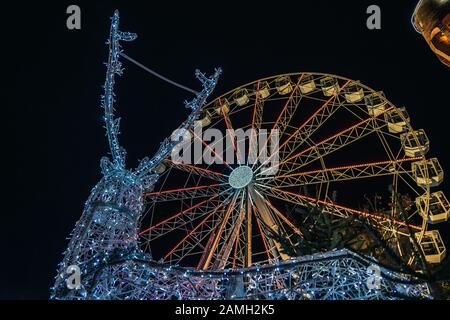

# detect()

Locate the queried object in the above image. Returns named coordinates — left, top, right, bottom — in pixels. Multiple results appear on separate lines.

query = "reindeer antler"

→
left=134, top=68, right=222, bottom=178
left=99, top=10, right=221, bottom=178
left=100, top=10, right=137, bottom=171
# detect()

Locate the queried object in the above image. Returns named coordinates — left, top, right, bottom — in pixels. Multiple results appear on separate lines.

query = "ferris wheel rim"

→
left=203, top=72, right=384, bottom=109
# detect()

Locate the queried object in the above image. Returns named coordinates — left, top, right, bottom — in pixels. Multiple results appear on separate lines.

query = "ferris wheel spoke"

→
left=139, top=191, right=229, bottom=237
left=262, top=196, right=304, bottom=237
left=374, top=128, right=399, bottom=161
left=231, top=193, right=254, bottom=268
left=252, top=205, right=276, bottom=264
left=231, top=222, right=243, bottom=268
left=140, top=191, right=231, bottom=246
left=146, top=183, right=227, bottom=202
left=396, top=171, right=425, bottom=197
left=213, top=191, right=247, bottom=269
left=278, top=81, right=351, bottom=160
left=260, top=157, right=420, bottom=188
left=274, top=107, right=394, bottom=176
left=251, top=76, right=304, bottom=171
left=189, top=128, right=233, bottom=169
left=211, top=193, right=248, bottom=269
left=163, top=211, right=217, bottom=263
left=162, top=194, right=234, bottom=264
left=249, top=188, right=291, bottom=261
left=251, top=81, right=265, bottom=130
left=254, top=81, right=349, bottom=174
left=200, top=192, right=241, bottom=270
left=244, top=193, right=253, bottom=267
left=221, top=106, right=244, bottom=165
left=232, top=210, right=252, bottom=269
left=271, top=75, right=304, bottom=137
left=165, top=215, right=223, bottom=265
left=248, top=82, right=266, bottom=166
left=163, top=159, right=227, bottom=182
left=259, top=187, right=421, bottom=235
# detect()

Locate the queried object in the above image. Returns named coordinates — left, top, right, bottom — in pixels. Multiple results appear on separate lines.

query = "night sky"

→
left=4, top=0, right=449, bottom=299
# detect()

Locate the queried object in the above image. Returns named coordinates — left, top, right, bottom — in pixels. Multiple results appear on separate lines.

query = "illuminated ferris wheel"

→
left=140, top=73, right=448, bottom=273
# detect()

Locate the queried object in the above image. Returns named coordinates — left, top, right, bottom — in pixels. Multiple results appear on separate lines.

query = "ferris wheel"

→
left=139, top=72, right=449, bottom=273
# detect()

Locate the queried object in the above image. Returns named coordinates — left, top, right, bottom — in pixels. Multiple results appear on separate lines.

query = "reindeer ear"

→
left=135, top=157, right=150, bottom=173
left=118, top=146, right=127, bottom=164
left=138, top=174, right=159, bottom=191
left=100, top=157, right=115, bottom=175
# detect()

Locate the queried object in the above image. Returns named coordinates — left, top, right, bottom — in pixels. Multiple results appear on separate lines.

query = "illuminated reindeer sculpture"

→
left=51, top=10, right=221, bottom=299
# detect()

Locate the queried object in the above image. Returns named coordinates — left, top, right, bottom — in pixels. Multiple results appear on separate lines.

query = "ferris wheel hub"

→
left=228, top=165, right=253, bottom=189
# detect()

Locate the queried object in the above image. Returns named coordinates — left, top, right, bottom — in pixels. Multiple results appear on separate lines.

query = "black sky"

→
left=4, top=0, right=450, bottom=299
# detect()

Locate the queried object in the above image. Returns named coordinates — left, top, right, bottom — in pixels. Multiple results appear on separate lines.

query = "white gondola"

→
left=234, top=89, right=250, bottom=106
left=153, top=163, right=166, bottom=174
left=416, top=191, right=450, bottom=224
left=275, top=76, right=293, bottom=95
left=412, top=158, right=444, bottom=187
left=384, top=107, right=410, bottom=133
left=214, top=99, right=230, bottom=115
left=343, top=82, right=364, bottom=103
left=299, top=74, right=316, bottom=94
left=255, top=81, right=270, bottom=99
left=401, top=129, right=430, bottom=157
left=364, top=91, right=387, bottom=117
left=320, top=77, right=339, bottom=96
left=415, top=230, right=446, bottom=264
left=195, top=110, right=212, bottom=127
